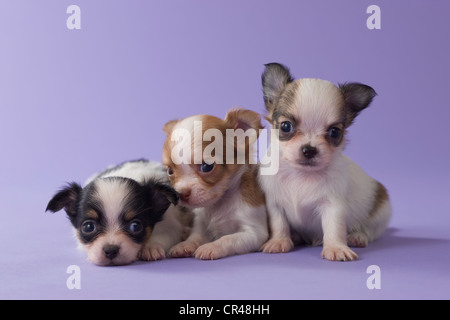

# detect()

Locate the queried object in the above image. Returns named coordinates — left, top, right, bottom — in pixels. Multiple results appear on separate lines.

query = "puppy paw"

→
left=261, top=237, right=294, bottom=253
left=194, top=243, right=227, bottom=260
left=347, top=232, right=368, bottom=248
left=169, top=241, right=198, bottom=258
left=139, top=243, right=166, bottom=261
left=321, top=245, right=358, bottom=261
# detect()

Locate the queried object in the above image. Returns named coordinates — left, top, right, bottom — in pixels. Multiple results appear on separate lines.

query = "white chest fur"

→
left=260, top=155, right=377, bottom=243
left=195, top=192, right=266, bottom=242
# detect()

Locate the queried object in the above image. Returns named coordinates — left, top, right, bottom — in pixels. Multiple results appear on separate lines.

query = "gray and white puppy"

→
left=259, top=63, right=392, bottom=261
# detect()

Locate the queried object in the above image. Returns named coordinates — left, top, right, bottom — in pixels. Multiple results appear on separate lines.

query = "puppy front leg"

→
left=320, top=202, right=358, bottom=261
left=261, top=202, right=294, bottom=253
left=195, top=227, right=266, bottom=260
left=140, top=206, right=183, bottom=261
left=168, top=213, right=207, bottom=258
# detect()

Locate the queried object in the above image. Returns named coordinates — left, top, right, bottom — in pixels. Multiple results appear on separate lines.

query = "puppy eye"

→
left=81, top=220, right=97, bottom=235
left=280, top=121, right=294, bottom=133
left=199, top=162, right=215, bottom=173
left=128, top=220, right=143, bottom=234
left=328, top=127, right=341, bottom=139
left=167, top=167, right=174, bottom=176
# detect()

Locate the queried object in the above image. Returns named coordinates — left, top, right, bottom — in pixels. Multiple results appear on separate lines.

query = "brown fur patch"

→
left=369, top=182, right=389, bottom=217
left=240, top=165, right=266, bottom=207
left=225, top=108, right=264, bottom=132
left=124, top=210, right=136, bottom=221
left=270, top=81, right=300, bottom=123
left=196, top=115, right=228, bottom=161
left=143, top=226, right=153, bottom=244
left=86, top=209, right=99, bottom=220
left=163, top=111, right=263, bottom=192
left=162, top=119, right=179, bottom=134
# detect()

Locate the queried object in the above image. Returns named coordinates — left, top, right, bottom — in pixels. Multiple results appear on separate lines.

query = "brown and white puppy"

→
left=259, top=63, right=392, bottom=261
left=46, top=160, right=189, bottom=266
left=163, top=109, right=268, bottom=260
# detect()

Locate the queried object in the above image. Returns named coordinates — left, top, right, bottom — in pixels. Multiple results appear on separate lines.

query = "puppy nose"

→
left=179, top=190, right=191, bottom=202
left=103, top=245, right=120, bottom=260
left=302, top=145, right=318, bottom=159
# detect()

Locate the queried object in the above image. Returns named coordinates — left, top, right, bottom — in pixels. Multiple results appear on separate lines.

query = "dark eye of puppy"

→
left=79, top=219, right=101, bottom=243
left=127, top=220, right=143, bottom=234
left=328, top=127, right=341, bottom=139
left=277, top=120, right=297, bottom=141
left=81, top=220, right=97, bottom=235
left=167, top=167, right=174, bottom=176
left=326, top=126, right=343, bottom=146
left=280, top=121, right=294, bottom=133
left=199, top=162, right=215, bottom=173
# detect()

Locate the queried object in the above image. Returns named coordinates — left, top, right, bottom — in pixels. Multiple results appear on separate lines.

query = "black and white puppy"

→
left=46, top=160, right=189, bottom=266
left=259, top=63, right=392, bottom=261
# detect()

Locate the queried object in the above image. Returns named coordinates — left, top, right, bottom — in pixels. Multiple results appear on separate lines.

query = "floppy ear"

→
left=224, top=108, right=264, bottom=133
left=339, top=83, right=377, bottom=127
left=46, top=182, right=82, bottom=218
left=262, top=63, right=294, bottom=112
left=162, top=119, right=179, bottom=135
left=145, top=181, right=179, bottom=219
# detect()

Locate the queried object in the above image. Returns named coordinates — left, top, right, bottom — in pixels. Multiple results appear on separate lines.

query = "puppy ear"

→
left=145, top=181, right=179, bottom=217
left=46, top=182, right=82, bottom=217
left=224, top=109, right=263, bottom=162
left=224, top=108, right=264, bottom=133
left=163, top=120, right=179, bottom=135
left=262, top=63, right=294, bottom=112
left=339, top=83, right=377, bottom=127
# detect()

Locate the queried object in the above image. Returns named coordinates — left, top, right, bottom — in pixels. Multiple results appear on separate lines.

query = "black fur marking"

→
left=93, top=159, right=156, bottom=180
left=46, top=171, right=179, bottom=245
left=339, top=82, right=377, bottom=127
left=262, top=63, right=294, bottom=111
left=46, top=182, right=82, bottom=219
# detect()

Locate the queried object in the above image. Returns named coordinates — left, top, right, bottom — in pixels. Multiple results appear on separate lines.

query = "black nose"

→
left=103, top=245, right=120, bottom=260
left=302, top=145, right=318, bottom=159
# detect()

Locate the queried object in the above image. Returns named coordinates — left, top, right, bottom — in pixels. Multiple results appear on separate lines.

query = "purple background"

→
left=1, top=0, right=449, bottom=300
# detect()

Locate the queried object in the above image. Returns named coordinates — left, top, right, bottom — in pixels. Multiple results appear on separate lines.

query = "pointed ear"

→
left=163, top=119, right=179, bottom=135
left=224, top=108, right=264, bottom=132
left=146, top=181, right=179, bottom=217
left=339, top=82, right=377, bottom=127
left=46, top=182, right=82, bottom=217
left=262, top=63, right=294, bottom=112
left=224, top=109, right=263, bottom=162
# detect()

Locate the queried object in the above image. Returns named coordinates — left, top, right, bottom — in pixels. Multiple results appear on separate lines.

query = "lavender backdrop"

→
left=0, top=0, right=449, bottom=300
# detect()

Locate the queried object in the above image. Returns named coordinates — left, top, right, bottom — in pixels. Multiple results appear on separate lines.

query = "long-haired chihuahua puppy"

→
left=162, top=109, right=268, bottom=260
left=46, top=160, right=188, bottom=266
left=259, top=63, right=392, bottom=261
